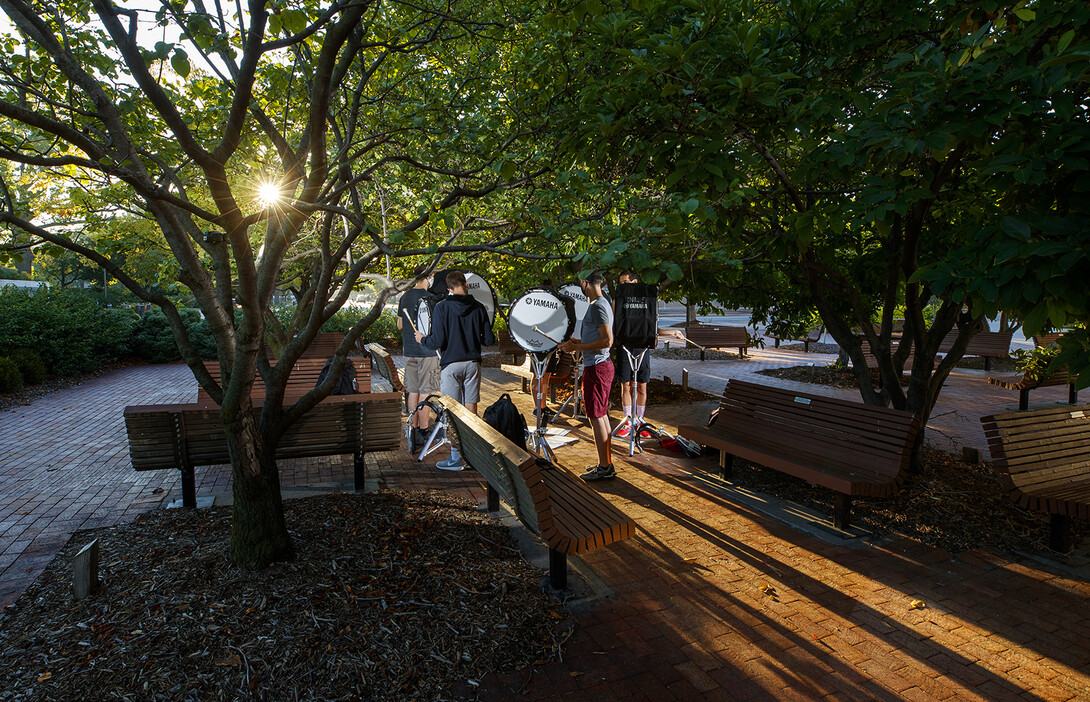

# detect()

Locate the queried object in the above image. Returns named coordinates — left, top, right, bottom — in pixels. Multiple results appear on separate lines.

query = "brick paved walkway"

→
left=1, top=356, right=1088, bottom=700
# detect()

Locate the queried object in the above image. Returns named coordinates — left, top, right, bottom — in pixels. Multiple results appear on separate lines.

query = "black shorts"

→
left=614, top=348, right=651, bottom=383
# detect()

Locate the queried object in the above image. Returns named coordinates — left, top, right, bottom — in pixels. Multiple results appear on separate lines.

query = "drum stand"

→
left=411, top=396, right=450, bottom=460
left=611, top=347, right=649, bottom=456
left=529, top=351, right=559, bottom=463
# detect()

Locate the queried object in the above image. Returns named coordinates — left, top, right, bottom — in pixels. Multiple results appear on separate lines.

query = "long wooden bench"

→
left=678, top=380, right=919, bottom=529
left=769, top=326, right=824, bottom=352
left=197, top=356, right=372, bottom=403
left=124, top=393, right=402, bottom=509
left=937, top=329, right=1014, bottom=371
left=366, top=343, right=404, bottom=393
left=980, top=404, right=1090, bottom=551
left=440, top=397, right=636, bottom=589
left=682, top=325, right=749, bottom=360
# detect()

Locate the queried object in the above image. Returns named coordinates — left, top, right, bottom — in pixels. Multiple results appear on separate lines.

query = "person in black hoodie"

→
left=415, top=269, right=495, bottom=470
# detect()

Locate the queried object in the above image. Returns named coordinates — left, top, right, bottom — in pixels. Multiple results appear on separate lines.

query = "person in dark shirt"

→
left=416, top=270, right=495, bottom=470
left=397, top=264, right=440, bottom=452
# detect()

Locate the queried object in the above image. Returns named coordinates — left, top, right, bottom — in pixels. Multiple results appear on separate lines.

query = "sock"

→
left=622, top=405, right=632, bottom=420
left=636, top=405, right=646, bottom=420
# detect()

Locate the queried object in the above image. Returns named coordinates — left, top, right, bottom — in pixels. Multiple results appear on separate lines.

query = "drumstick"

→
left=405, top=308, right=441, bottom=359
left=532, top=325, right=562, bottom=345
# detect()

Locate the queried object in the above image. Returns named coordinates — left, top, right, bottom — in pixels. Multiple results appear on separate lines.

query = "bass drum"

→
left=429, top=269, right=498, bottom=324
left=558, top=281, right=610, bottom=322
left=416, top=295, right=438, bottom=336
left=506, top=286, right=576, bottom=354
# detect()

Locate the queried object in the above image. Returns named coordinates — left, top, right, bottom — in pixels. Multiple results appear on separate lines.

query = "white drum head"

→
left=463, top=271, right=497, bottom=324
left=558, top=283, right=590, bottom=322
left=507, top=287, right=576, bottom=353
left=416, top=297, right=435, bottom=336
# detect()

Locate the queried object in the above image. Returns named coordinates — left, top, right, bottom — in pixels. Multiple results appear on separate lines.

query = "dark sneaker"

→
left=580, top=464, right=616, bottom=482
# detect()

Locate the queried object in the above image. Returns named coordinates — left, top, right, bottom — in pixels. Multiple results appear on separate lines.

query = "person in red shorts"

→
left=559, top=272, right=616, bottom=481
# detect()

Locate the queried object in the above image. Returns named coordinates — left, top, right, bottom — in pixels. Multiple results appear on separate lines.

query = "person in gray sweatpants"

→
left=416, top=270, right=495, bottom=470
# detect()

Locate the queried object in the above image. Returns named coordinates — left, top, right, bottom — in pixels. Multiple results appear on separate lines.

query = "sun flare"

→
left=256, top=181, right=284, bottom=208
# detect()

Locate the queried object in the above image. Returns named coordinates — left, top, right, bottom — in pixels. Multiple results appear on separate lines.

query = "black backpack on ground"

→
left=483, top=393, right=528, bottom=451
left=316, top=357, right=357, bottom=395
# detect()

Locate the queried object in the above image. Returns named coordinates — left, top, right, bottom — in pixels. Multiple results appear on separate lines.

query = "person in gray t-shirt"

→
left=560, top=272, right=616, bottom=481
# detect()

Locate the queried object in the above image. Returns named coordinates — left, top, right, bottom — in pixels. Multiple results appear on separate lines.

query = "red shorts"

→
left=582, top=360, right=614, bottom=418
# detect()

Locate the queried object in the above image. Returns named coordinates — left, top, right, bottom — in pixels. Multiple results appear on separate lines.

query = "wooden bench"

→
left=496, top=330, right=527, bottom=364
left=769, top=326, right=824, bottom=352
left=937, top=329, right=1014, bottom=371
left=366, top=343, right=404, bottom=393
left=266, top=332, right=358, bottom=359
left=124, top=393, right=402, bottom=508
left=440, top=397, right=637, bottom=589
left=197, top=356, right=372, bottom=403
left=682, top=325, right=749, bottom=360
left=988, top=370, right=1078, bottom=411
left=677, top=380, right=919, bottom=529
left=980, top=404, right=1090, bottom=551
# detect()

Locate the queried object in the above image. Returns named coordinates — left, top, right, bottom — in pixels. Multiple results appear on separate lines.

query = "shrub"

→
left=130, top=308, right=217, bottom=362
left=5, top=348, right=47, bottom=385
left=0, top=357, right=23, bottom=393
left=0, top=286, right=137, bottom=376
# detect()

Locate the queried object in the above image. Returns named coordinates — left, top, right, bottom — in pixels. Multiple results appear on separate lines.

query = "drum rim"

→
left=506, top=286, right=576, bottom=354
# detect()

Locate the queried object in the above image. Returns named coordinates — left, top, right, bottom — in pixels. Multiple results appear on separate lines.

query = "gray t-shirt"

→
left=581, top=296, right=613, bottom=366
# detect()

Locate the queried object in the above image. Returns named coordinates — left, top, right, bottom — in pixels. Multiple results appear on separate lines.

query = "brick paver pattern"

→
left=1, top=348, right=1087, bottom=700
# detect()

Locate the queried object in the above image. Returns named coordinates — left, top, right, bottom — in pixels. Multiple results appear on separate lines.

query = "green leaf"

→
left=1013, top=8, right=1035, bottom=21
left=171, top=51, right=190, bottom=79
left=500, top=160, right=517, bottom=182
left=679, top=198, right=700, bottom=215
left=1057, top=29, right=1075, bottom=53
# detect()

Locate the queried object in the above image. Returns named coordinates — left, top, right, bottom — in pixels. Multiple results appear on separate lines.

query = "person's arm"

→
left=658, top=327, right=684, bottom=339
left=482, top=310, right=496, bottom=347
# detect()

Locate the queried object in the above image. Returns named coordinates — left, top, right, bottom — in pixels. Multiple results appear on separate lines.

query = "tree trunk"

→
left=224, top=409, right=294, bottom=568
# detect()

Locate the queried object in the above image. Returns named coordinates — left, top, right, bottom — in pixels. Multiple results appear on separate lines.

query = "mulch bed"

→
left=711, top=447, right=1086, bottom=553
left=0, top=490, right=569, bottom=701
left=652, top=348, right=746, bottom=361
left=757, top=365, right=910, bottom=389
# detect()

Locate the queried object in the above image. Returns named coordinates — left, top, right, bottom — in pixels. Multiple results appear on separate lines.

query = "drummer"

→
left=415, top=270, right=495, bottom=471
left=613, top=270, right=685, bottom=438
left=397, top=263, right=440, bottom=453
left=559, top=272, right=616, bottom=482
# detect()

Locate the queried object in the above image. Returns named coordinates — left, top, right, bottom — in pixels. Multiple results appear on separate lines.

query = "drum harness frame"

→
left=611, top=346, right=650, bottom=456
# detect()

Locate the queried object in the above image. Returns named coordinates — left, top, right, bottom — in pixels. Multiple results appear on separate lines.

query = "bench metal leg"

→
left=181, top=464, right=196, bottom=509
left=1019, top=389, right=1029, bottom=411
left=354, top=451, right=366, bottom=491
left=719, top=451, right=733, bottom=479
left=984, top=357, right=993, bottom=372
left=549, top=548, right=567, bottom=590
left=834, top=494, right=852, bottom=530
left=487, top=483, right=499, bottom=512
left=1070, top=385, right=1078, bottom=405
left=1050, top=514, right=1073, bottom=552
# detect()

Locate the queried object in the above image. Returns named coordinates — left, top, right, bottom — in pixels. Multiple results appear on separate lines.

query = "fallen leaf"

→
left=37, top=672, right=52, bottom=683
left=910, top=599, right=926, bottom=610
left=214, top=654, right=241, bottom=667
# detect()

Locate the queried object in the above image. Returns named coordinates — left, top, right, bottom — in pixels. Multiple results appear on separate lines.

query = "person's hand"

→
left=669, top=329, right=685, bottom=340
left=414, top=331, right=425, bottom=343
